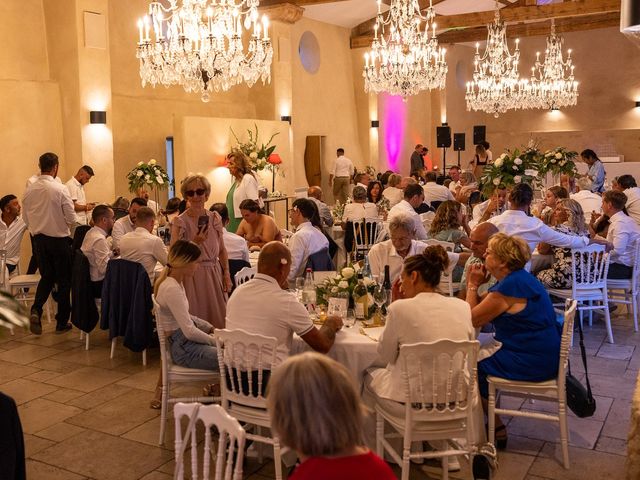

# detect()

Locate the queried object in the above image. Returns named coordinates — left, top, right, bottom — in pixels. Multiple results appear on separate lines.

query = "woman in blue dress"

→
left=465, top=232, right=560, bottom=449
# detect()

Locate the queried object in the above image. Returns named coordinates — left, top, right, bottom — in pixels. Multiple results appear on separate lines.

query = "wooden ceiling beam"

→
left=258, top=0, right=352, bottom=6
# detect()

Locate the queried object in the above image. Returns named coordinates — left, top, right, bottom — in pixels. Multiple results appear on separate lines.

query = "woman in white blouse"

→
left=226, top=151, right=261, bottom=233
left=341, top=186, right=378, bottom=228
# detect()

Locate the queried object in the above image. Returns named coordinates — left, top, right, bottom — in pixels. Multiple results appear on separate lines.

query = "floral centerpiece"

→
left=376, top=196, right=391, bottom=218
left=231, top=124, right=279, bottom=172
left=331, top=198, right=351, bottom=224
left=537, top=147, right=578, bottom=177
left=126, top=159, right=171, bottom=193
left=480, top=148, right=540, bottom=196
left=315, top=264, right=376, bottom=314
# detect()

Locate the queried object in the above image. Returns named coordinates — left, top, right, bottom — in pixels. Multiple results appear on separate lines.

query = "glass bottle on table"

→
left=382, top=264, right=392, bottom=308
left=352, top=272, right=369, bottom=321
left=361, top=254, right=372, bottom=279
left=302, top=268, right=316, bottom=314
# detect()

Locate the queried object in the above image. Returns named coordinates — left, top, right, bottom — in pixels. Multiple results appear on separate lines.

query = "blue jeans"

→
left=169, top=329, right=219, bottom=371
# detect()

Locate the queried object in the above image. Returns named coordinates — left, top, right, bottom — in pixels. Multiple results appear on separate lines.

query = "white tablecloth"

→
left=249, top=251, right=259, bottom=268
left=329, top=226, right=346, bottom=267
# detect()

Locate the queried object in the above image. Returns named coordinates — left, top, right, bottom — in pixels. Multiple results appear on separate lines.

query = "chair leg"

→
left=110, top=338, right=116, bottom=359
left=256, top=426, right=264, bottom=463
left=603, top=297, right=614, bottom=344
left=588, top=300, right=593, bottom=327
left=85, top=333, right=90, bottom=351
left=558, top=400, right=570, bottom=469
left=488, top=383, right=496, bottom=446
left=401, top=444, right=410, bottom=480
left=376, top=411, right=384, bottom=457
left=158, top=384, right=168, bottom=445
left=80, top=331, right=84, bottom=340
left=442, top=454, right=449, bottom=480
left=142, top=349, right=147, bottom=366
left=633, top=292, right=639, bottom=332
left=273, top=437, right=283, bottom=480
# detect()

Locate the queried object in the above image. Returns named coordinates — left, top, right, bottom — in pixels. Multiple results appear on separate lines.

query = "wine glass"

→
left=373, top=283, right=387, bottom=320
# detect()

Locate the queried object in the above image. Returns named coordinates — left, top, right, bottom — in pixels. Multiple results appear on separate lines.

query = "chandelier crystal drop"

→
left=136, top=0, right=273, bottom=102
left=520, top=20, right=579, bottom=110
left=465, top=3, right=522, bottom=117
left=363, top=0, right=448, bottom=99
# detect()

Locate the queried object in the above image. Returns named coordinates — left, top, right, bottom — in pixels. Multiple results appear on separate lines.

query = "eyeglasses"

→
left=185, top=189, right=206, bottom=197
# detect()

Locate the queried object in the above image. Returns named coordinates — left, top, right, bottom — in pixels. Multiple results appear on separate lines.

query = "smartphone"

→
left=197, top=214, right=209, bottom=231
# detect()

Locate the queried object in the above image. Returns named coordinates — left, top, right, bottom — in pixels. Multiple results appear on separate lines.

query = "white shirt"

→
left=332, top=155, right=355, bottom=178
left=65, top=177, right=88, bottom=225
left=80, top=226, right=112, bottom=282
left=147, top=199, right=159, bottom=215
left=368, top=240, right=427, bottom=284
left=449, top=180, right=461, bottom=193
left=624, top=187, right=640, bottom=225
left=111, top=215, right=135, bottom=250
left=605, top=211, right=640, bottom=267
left=382, top=187, right=404, bottom=207
left=288, top=221, right=329, bottom=280
left=368, top=293, right=474, bottom=402
left=232, top=174, right=261, bottom=219
left=424, top=182, right=454, bottom=205
left=226, top=273, right=314, bottom=365
left=469, top=199, right=505, bottom=229
left=388, top=200, right=428, bottom=240
left=488, top=209, right=589, bottom=252
left=223, top=230, right=250, bottom=262
left=342, top=202, right=378, bottom=223
left=119, top=227, right=168, bottom=281
left=156, top=277, right=214, bottom=345
left=0, top=216, right=27, bottom=267
left=26, top=174, right=62, bottom=187
left=22, top=175, right=75, bottom=237
left=570, top=190, right=602, bottom=223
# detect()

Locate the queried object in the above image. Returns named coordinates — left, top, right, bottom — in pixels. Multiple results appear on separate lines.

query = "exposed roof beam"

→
left=259, top=0, right=352, bottom=6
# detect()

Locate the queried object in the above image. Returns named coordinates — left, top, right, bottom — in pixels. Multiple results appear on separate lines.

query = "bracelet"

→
left=468, top=286, right=479, bottom=292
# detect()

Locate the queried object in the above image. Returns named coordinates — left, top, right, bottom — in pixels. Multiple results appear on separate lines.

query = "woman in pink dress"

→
left=170, top=174, right=232, bottom=329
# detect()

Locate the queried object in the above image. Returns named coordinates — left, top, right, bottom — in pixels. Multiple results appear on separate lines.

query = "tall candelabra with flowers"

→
left=480, top=148, right=540, bottom=196
left=127, top=159, right=171, bottom=208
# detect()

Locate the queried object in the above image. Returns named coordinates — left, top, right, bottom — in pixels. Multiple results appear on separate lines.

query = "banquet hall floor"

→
left=0, top=309, right=634, bottom=480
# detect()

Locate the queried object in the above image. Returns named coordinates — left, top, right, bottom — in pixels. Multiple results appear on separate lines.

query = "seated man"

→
left=571, top=176, right=602, bottom=224
left=388, top=183, right=428, bottom=240
left=308, top=186, right=334, bottom=227
left=80, top=205, right=115, bottom=297
left=235, top=199, right=281, bottom=249
left=423, top=171, right=454, bottom=205
left=597, top=190, right=640, bottom=279
left=0, top=194, right=28, bottom=275
left=118, top=206, right=167, bottom=281
left=469, top=187, right=507, bottom=229
left=341, top=186, right=377, bottom=227
left=615, top=174, right=640, bottom=225
left=458, top=222, right=499, bottom=299
left=111, top=197, right=147, bottom=251
left=209, top=202, right=250, bottom=263
left=226, top=241, right=342, bottom=365
left=288, top=198, right=329, bottom=280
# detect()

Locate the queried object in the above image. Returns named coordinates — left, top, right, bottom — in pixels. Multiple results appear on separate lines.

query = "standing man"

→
left=410, top=144, right=424, bottom=177
left=65, top=165, right=95, bottom=228
left=330, top=148, right=354, bottom=205
left=22, top=152, right=76, bottom=334
left=0, top=195, right=28, bottom=275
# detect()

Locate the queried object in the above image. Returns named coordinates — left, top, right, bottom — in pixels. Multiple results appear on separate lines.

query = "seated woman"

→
left=382, top=174, right=404, bottom=207
left=455, top=171, right=479, bottom=205
left=235, top=199, right=281, bottom=249
left=535, top=185, right=568, bottom=225
left=537, top=199, right=588, bottom=289
left=367, top=180, right=383, bottom=204
left=428, top=201, right=471, bottom=281
left=341, top=186, right=378, bottom=229
left=268, top=352, right=396, bottom=480
left=465, top=233, right=560, bottom=448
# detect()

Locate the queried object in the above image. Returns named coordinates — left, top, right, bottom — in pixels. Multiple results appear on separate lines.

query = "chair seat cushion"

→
left=547, top=287, right=604, bottom=299
left=488, top=375, right=557, bottom=388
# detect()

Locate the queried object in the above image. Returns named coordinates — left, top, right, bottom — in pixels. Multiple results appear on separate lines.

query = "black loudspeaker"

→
left=436, top=126, right=451, bottom=148
left=453, top=133, right=465, bottom=151
left=473, top=125, right=486, bottom=145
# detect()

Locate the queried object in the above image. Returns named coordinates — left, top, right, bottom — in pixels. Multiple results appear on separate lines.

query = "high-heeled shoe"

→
left=149, top=386, right=162, bottom=409
left=494, top=425, right=508, bottom=449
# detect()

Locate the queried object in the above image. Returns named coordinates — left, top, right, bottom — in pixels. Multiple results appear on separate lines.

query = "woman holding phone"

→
left=171, top=174, right=232, bottom=329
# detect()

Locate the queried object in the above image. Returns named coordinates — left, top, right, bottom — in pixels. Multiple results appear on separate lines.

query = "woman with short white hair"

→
left=382, top=173, right=404, bottom=207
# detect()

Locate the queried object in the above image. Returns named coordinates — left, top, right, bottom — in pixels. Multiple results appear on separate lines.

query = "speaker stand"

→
left=441, top=147, right=448, bottom=172
left=457, top=150, right=461, bottom=167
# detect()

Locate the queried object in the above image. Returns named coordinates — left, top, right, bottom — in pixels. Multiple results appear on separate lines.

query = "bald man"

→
left=307, top=186, right=333, bottom=227
left=226, top=242, right=342, bottom=365
left=458, top=222, right=500, bottom=299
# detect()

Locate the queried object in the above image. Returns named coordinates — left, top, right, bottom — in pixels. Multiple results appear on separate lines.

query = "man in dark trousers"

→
left=22, top=152, right=76, bottom=334
left=410, top=144, right=424, bottom=177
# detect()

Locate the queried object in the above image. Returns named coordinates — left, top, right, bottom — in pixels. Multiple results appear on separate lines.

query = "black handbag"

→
left=565, top=316, right=596, bottom=418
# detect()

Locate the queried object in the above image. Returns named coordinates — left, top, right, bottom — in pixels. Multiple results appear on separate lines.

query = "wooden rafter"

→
left=258, top=0, right=352, bottom=6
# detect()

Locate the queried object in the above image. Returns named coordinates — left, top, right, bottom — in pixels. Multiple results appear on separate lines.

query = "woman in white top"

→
left=382, top=174, right=404, bottom=207
left=341, top=186, right=378, bottom=228
left=226, top=151, right=261, bottom=233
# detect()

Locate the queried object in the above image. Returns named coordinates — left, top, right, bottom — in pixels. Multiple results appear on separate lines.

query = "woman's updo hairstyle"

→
left=403, top=245, right=449, bottom=288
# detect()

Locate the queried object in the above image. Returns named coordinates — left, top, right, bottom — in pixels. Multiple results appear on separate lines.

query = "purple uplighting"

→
left=383, top=95, right=406, bottom=171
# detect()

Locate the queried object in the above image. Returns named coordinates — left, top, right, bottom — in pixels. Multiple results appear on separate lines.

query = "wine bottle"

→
left=352, top=272, right=369, bottom=320
left=383, top=264, right=392, bottom=307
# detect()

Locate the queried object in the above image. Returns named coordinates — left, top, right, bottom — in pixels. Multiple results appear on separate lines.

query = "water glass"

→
left=295, top=277, right=305, bottom=301
left=343, top=309, right=356, bottom=328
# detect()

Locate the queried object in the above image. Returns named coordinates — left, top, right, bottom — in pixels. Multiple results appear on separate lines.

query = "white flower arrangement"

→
left=127, top=159, right=171, bottom=193
left=537, top=147, right=578, bottom=177
left=230, top=124, right=279, bottom=172
left=481, top=148, right=540, bottom=196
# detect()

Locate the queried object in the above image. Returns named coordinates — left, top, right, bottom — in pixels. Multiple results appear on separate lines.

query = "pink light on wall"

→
left=383, top=95, right=406, bottom=171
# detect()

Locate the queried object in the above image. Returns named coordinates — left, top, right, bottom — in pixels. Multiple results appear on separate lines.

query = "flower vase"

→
left=271, top=165, right=277, bottom=193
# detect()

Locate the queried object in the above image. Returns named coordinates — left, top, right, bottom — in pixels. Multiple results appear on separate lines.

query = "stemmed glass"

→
left=373, top=283, right=387, bottom=324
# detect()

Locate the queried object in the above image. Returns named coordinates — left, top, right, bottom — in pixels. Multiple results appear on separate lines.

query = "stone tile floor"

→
left=0, top=309, right=634, bottom=480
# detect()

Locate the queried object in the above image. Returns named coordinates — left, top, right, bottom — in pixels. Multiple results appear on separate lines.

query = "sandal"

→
left=473, top=443, right=498, bottom=480
left=203, top=383, right=221, bottom=397
left=150, top=385, right=162, bottom=409
left=494, top=425, right=508, bottom=450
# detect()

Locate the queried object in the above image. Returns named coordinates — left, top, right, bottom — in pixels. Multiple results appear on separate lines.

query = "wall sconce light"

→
left=89, top=111, right=107, bottom=124
left=635, top=101, right=640, bottom=108
left=281, top=115, right=292, bottom=125
left=371, top=120, right=379, bottom=128
left=441, top=121, right=449, bottom=126
left=550, top=106, right=560, bottom=112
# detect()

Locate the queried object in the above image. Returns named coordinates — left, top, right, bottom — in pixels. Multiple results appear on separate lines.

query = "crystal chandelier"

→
left=363, top=0, right=448, bottom=99
left=520, top=20, right=578, bottom=110
left=465, top=3, right=522, bottom=117
left=136, top=0, right=273, bottom=102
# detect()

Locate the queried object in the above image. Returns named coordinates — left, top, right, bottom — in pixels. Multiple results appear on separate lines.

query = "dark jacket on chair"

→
left=71, top=250, right=99, bottom=333
left=0, top=392, right=25, bottom=480
left=101, top=259, right=153, bottom=352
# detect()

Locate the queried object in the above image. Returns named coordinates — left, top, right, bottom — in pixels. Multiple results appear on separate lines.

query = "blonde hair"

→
left=460, top=171, right=476, bottom=185
left=429, top=200, right=462, bottom=236
left=154, top=240, right=202, bottom=296
left=556, top=199, right=587, bottom=235
left=267, top=352, right=366, bottom=456
left=227, top=150, right=254, bottom=178
left=180, top=174, right=211, bottom=198
left=488, top=233, right=531, bottom=271
left=388, top=173, right=402, bottom=187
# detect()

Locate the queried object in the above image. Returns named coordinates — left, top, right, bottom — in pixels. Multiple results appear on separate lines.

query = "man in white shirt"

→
left=423, top=171, right=454, bottom=206
left=307, top=186, right=334, bottom=228
left=330, top=148, right=354, bottom=205
left=209, top=203, right=250, bottom=262
left=354, top=172, right=370, bottom=189
left=22, top=152, right=76, bottom=334
left=0, top=195, right=28, bottom=275
left=65, top=165, right=95, bottom=227
left=469, top=188, right=507, bottom=229
left=615, top=174, right=640, bottom=225
left=288, top=198, right=329, bottom=281
left=596, top=190, right=640, bottom=279
left=136, top=186, right=159, bottom=214
left=448, top=166, right=461, bottom=193
left=341, top=186, right=378, bottom=226
left=119, top=207, right=168, bottom=281
left=111, top=197, right=147, bottom=251
left=80, top=205, right=115, bottom=297
left=458, top=222, right=499, bottom=299
left=388, top=183, right=428, bottom=240
left=226, top=241, right=342, bottom=365
left=488, top=183, right=590, bottom=253
left=571, top=177, right=602, bottom=224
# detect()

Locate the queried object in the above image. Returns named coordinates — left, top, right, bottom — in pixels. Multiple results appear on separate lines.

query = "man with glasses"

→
left=287, top=198, right=328, bottom=281
left=111, top=197, right=147, bottom=251
left=458, top=222, right=499, bottom=299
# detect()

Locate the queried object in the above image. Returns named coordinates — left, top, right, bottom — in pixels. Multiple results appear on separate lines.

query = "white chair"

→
left=420, top=211, right=435, bottom=232
left=607, top=239, right=640, bottom=332
left=214, top=329, right=283, bottom=480
left=488, top=300, right=578, bottom=469
left=352, top=218, right=382, bottom=259
left=9, top=274, right=52, bottom=324
left=547, top=245, right=613, bottom=343
left=152, top=297, right=219, bottom=445
left=234, top=266, right=256, bottom=287
left=0, top=250, right=13, bottom=335
left=375, top=339, right=480, bottom=480
left=422, top=239, right=460, bottom=297
left=173, top=402, right=246, bottom=480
